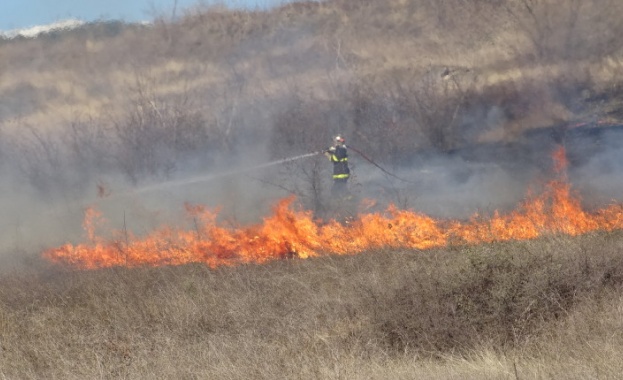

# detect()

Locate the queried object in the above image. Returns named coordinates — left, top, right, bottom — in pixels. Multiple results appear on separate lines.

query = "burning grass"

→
left=6, top=145, right=623, bottom=378
left=43, top=146, right=623, bottom=270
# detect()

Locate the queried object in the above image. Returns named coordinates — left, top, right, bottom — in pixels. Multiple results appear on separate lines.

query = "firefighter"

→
left=325, top=135, right=350, bottom=195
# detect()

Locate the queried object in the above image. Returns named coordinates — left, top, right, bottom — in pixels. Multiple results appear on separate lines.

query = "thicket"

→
left=11, top=102, right=215, bottom=198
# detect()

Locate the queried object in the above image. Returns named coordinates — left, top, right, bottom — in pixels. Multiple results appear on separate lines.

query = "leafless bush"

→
left=270, top=70, right=468, bottom=168
left=14, top=126, right=71, bottom=198
left=389, top=69, right=472, bottom=153
left=110, top=76, right=214, bottom=183
left=500, top=0, right=623, bottom=62
left=335, top=68, right=472, bottom=162
left=62, top=117, right=116, bottom=177
left=10, top=118, right=112, bottom=198
left=10, top=90, right=217, bottom=195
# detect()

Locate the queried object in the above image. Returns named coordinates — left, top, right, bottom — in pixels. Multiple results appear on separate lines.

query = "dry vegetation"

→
left=2, top=0, right=622, bottom=204
left=2, top=233, right=623, bottom=378
left=2, top=0, right=623, bottom=378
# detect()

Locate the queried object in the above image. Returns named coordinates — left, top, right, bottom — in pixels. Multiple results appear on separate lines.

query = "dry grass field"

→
left=2, top=0, right=623, bottom=378
left=2, top=233, right=623, bottom=378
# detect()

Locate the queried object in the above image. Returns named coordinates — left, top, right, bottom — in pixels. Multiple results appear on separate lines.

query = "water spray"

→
left=129, top=151, right=322, bottom=195
left=98, top=143, right=420, bottom=202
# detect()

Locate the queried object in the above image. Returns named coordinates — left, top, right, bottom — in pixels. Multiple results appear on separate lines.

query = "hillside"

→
left=1, top=1, right=623, bottom=377
left=0, top=0, right=622, bottom=226
left=1, top=0, right=622, bottom=248
left=2, top=0, right=622, bottom=140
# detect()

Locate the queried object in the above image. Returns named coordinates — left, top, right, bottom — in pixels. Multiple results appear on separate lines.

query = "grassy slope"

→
left=1, top=0, right=621, bottom=134
left=2, top=0, right=623, bottom=378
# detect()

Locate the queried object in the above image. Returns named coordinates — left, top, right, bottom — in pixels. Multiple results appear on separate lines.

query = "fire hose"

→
left=319, top=145, right=418, bottom=185
left=119, top=148, right=416, bottom=196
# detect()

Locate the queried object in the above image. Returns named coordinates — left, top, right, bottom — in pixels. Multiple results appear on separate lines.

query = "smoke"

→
left=3, top=118, right=623, bottom=265
left=348, top=120, right=623, bottom=221
left=352, top=152, right=532, bottom=220
left=567, top=126, right=623, bottom=208
left=0, top=126, right=280, bottom=257
left=0, top=56, right=623, bottom=260
left=2, top=0, right=623, bottom=269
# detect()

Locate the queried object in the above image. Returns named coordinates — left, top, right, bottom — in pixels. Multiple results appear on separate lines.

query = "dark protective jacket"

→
left=327, top=144, right=350, bottom=180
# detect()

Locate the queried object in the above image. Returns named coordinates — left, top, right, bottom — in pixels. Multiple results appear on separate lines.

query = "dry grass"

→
left=1, top=0, right=621, bottom=133
left=2, top=2, right=623, bottom=377
left=2, top=231, right=623, bottom=379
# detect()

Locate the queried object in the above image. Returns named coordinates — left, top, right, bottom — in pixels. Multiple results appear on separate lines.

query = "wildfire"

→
left=43, top=146, right=623, bottom=270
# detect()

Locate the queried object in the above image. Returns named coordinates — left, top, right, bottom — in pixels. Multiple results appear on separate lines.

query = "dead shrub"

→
left=14, top=126, right=72, bottom=198
left=501, top=0, right=623, bottom=62
left=110, top=76, right=216, bottom=183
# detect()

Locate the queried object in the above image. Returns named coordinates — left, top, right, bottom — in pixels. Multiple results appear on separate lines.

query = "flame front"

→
left=43, top=146, right=623, bottom=270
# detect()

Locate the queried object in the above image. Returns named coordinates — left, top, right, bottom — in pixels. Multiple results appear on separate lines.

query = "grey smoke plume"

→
left=3, top=120, right=623, bottom=264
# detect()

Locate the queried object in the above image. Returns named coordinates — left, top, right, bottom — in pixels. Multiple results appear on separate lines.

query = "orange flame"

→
left=83, top=207, right=104, bottom=242
left=43, top=146, right=623, bottom=270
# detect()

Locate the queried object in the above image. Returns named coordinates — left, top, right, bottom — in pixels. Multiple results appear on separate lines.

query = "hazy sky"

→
left=0, top=0, right=293, bottom=31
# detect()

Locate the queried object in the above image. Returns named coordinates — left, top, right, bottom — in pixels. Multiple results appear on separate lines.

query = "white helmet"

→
left=335, top=135, right=345, bottom=143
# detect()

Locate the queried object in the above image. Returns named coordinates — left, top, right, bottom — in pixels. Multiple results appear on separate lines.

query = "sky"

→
left=0, top=0, right=293, bottom=32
